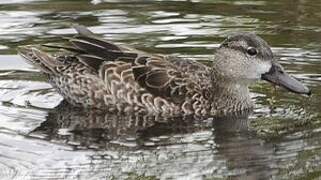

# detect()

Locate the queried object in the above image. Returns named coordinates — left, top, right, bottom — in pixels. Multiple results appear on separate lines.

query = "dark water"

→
left=0, top=0, right=321, bottom=179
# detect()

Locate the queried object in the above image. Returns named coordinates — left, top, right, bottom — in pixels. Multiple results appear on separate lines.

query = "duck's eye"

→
left=246, top=47, right=258, bottom=56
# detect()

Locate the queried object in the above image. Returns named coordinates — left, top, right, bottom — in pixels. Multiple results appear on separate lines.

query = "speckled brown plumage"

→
left=18, top=26, right=217, bottom=116
left=18, top=25, right=310, bottom=116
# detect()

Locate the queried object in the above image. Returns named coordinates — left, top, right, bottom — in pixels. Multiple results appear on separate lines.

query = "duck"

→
left=17, top=25, right=311, bottom=116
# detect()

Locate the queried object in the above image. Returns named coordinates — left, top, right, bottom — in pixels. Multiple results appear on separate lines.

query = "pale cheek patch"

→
left=256, top=61, right=271, bottom=76
left=246, top=61, right=272, bottom=80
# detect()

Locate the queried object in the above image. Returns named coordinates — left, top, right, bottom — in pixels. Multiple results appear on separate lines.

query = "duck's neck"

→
left=210, top=72, right=253, bottom=114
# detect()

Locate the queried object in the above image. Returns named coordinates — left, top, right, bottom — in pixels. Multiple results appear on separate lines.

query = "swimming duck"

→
left=17, top=25, right=310, bottom=116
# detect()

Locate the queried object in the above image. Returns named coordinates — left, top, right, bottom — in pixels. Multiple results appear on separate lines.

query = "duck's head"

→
left=213, top=32, right=311, bottom=95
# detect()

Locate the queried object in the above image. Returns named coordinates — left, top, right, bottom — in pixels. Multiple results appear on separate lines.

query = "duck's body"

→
left=18, top=26, right=310, bottom=116
left=48, top=54, right=216, bottom=115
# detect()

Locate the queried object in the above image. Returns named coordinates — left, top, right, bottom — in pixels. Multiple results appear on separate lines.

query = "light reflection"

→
left=0, top=0, right=320, bottom=179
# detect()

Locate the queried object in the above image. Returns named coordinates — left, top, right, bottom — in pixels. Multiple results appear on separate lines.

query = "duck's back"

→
left=18, top=26, right=212, bottom=115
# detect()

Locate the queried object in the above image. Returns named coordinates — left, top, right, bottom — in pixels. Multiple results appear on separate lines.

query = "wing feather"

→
left=43, top=25, right=207, bottom=105
left=131, top=56, right=202, bottom=104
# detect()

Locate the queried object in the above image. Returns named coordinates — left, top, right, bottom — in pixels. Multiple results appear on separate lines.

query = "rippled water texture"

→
left=1, top=0, right=321, bottom=179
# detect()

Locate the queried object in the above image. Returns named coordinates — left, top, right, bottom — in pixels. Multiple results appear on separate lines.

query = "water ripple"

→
left=0, top=0, right=321, bottom=179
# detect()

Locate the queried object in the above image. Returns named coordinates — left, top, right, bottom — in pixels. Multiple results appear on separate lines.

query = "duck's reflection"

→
left=30, top=101, right=276, bottom=178
left=32, top=101, right=204, bottom=147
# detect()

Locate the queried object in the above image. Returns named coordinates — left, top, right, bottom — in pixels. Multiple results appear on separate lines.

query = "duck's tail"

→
left=17, top=46, right=60, bottom=74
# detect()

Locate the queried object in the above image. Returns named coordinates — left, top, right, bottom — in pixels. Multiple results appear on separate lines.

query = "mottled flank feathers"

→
left=17, top=25, right=253, bottom=116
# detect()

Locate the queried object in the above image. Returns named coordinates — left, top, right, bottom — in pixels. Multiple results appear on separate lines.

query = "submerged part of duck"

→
left=17, top=25, right=310, bottom=116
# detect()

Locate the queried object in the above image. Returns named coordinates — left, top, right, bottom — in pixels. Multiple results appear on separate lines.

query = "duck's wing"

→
left=46, top=25, right=206, bottom=104
left=131, top=55, right=205, bottom=104
left=43, top=25, right=139, bottom=70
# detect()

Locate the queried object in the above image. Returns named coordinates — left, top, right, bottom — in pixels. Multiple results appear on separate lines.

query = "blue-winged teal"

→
left=17, top=25, right=310, bottom=116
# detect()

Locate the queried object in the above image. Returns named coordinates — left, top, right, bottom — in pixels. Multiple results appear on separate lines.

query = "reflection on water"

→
left=0, top=0, right=321, bottom=179
left=24, top=101, right=271, bottom=179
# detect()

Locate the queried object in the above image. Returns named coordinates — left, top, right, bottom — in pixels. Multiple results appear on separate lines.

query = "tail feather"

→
left=72, top=24, right=95, bottom=37
left=17, top=46, right=61, bottom=74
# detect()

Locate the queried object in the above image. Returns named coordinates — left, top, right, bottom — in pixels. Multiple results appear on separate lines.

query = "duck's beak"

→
left=261, top=62, right=311, bottom=95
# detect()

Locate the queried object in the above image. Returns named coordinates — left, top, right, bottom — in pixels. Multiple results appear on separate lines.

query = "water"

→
left=0, top=0, right=321, bottom=179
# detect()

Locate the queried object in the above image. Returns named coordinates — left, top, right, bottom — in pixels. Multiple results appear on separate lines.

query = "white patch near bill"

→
left=256, top=61, right=272, bottom=78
